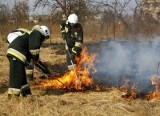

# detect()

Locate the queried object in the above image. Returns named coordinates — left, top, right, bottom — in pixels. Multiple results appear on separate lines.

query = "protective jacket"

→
left=7, top=30, right=45, bottom=63
left=60, top=20, right=83, bottom=56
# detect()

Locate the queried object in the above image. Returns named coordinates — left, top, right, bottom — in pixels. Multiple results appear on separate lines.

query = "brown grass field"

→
left=0, top=35, right=160, bottom=116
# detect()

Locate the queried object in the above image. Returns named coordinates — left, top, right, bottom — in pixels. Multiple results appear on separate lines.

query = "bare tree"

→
left=87, top=0, right=132, bottom=38
left=33, top=0, right=89, bottom=22
left=0, top=2, right=10, bottom=35
left=0, top=3, right=10, bottom=22
left=131, top=0, right=143, bottom=40
left=12, top=0, right=29, bottom=22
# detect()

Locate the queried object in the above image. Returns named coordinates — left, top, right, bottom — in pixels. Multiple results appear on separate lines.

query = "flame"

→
left=127, top=85, right=137, bottom=100
left=146, top=75, right=160, bottom=100
left=120, top=80, right=137, bottom=100
left=120, top=79, right=129, bottom=93
left=40, top=47, right=96, bottom=90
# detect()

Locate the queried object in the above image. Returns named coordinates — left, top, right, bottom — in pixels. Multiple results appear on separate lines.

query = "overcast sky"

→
left=1, top=0, right=51, bottom=15
left=1, top=0, right=137, bottom=16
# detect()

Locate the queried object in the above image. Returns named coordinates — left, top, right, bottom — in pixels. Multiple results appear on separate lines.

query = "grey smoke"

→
left=91, top=37, right=160, bottom=92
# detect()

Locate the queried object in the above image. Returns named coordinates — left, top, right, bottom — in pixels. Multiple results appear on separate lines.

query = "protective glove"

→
left=72, top=47, right=77, bottom=55
left=72, top=47, right=82, bottom=56
left=25, top=59, right=34, bottom=68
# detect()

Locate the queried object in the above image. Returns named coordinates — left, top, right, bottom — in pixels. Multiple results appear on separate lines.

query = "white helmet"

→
left=68, top=13, right=79, bottom=24
left=40, top=25, right=50, bottom=37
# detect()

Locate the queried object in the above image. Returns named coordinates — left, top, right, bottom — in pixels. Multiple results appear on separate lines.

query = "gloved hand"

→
left=72, top=47, right=82, bottom=56
left=26, top=59, right=34, bottom=68
left=72, top=47, right=77, bottom=55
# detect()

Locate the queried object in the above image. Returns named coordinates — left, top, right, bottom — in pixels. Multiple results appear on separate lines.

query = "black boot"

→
left=21, top=89, right=32, bottom=97
left=26, top=74, right=34, bottom=81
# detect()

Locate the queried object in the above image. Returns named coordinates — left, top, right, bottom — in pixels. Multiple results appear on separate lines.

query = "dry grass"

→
left=1, top=37, right=160, bottom=116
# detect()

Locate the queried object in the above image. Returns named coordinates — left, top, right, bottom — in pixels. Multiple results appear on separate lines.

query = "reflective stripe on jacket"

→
left=7, top=48, right=26, bottom=63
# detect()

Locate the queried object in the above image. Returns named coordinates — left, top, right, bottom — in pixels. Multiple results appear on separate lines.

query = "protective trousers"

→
left=8, top=56, right=31, bottom=97
left=26, top=61, right=34, bottom=81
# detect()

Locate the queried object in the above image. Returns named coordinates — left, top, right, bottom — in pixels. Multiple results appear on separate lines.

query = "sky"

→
left=1, top=0, right=51, bottom=15
left=1, top=0, right=137, bottom=15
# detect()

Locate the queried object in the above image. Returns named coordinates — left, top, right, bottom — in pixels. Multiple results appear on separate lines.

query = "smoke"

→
left=91, top=37, right=160, bottom=92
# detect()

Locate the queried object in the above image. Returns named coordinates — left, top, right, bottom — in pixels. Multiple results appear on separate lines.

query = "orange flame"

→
left=146, top=75, right=160, bottom=100
left=40, top=47, right=97, bottom=90
left=128, top=85, right=137, bottom=100
left=120, top=79, right=129, bottom=93
left=120, top=80, right=137, bottom=100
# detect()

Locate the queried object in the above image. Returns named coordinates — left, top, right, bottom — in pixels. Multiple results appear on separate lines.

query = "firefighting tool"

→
left=26, top=61, right=65, bottom=86
left=64, top=39, right=80, bottom=85
left=35, top=61, right=51, bottom=74
left=35, top=62, right=65, bottom=86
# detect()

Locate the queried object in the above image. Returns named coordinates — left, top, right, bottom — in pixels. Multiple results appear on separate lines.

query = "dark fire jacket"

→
left=60, top=20, right=83, bottom=55
left=7, top=30, right=45, bottom=63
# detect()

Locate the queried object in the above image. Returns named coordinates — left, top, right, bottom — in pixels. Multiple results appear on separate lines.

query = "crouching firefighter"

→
left=60, top=13, right=83, bottom=70
left=6, top=25, right=51, bottom=98
left=7, top=27, right=51, bottom=81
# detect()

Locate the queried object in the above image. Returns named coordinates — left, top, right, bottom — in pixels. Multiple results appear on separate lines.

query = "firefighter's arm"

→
left=60, top=20, right=67, bottom=40
left=72, top=27, right=83, bottom=56
left=29, top=30, right=43, bottom=62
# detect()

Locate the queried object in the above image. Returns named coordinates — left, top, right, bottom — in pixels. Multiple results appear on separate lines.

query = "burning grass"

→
left=1, top=38, right=160, bottom=115
left=39, top=47, right=96, bottom=90
left=146, top=75, right=160, bottom=101
left=38, top=46, right=160, bottom=102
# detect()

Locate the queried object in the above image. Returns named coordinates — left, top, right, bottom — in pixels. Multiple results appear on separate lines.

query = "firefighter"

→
left=6, top=25, right=50, bottom=98
left=7, top=27, right=51, bottom=81
left=60, top=13, right=83, bottom=70
left=26, top=25, right=51, bottom=81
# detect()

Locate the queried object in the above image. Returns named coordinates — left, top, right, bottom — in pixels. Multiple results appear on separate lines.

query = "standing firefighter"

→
left=7, top=25, right=50, bottom=98
left=60, top=13, right=83, bottom=70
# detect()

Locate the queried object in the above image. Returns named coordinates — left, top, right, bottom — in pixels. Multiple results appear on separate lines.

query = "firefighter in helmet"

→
left=60, top=13, right=83, bottom=70
left=7, top=26, right=51, bottom=81
left=6, top=25, right=51, bottom=98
